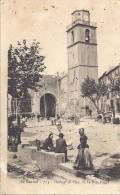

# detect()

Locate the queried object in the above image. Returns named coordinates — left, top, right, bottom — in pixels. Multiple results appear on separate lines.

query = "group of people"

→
left=41, top=132, right=68, bottom=162
left=8, top=120, right=22, bottom=146
left=8, top=114, right=27, bottom=148
left=8, top=113, right=93, bottom=170
left=41, top=128, right=93, bottom=170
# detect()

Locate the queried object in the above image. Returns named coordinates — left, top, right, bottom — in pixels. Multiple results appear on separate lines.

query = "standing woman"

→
left=73, top=128, right=93, bottom=170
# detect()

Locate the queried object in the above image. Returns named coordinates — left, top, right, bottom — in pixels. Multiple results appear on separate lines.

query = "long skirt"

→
left=74, top=148, right=93, bottom=170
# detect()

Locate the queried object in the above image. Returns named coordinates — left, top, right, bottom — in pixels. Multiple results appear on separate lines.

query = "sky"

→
left=3, top=0, right=120, bottom=77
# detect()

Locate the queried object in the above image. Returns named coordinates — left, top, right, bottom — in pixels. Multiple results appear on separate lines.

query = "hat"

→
left=59, top=133, right=64, bottom=138
left=79, top=128, right=84, bottom=133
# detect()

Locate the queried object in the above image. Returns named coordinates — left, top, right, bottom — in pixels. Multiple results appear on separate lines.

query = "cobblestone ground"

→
left=8, top=117, right=120, bottom=182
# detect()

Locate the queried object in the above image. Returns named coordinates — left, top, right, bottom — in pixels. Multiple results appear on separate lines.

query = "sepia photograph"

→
left=1, top=0, right=120, bottom=194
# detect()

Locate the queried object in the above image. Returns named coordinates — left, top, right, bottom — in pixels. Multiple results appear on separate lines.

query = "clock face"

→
left=83, top=13, right=89, bottom=22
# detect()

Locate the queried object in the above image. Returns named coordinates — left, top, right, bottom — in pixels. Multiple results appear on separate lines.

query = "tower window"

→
left=71, top=30, right=74, bottom=43
left=85, top=29, right=90, bottom=42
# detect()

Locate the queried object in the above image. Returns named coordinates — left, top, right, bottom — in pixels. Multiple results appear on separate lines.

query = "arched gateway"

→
left=40, top=93, right=56, bottom=117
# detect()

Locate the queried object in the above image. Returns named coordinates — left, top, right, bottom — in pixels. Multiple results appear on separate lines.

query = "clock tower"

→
left=67, top=10, right=98, bottom=114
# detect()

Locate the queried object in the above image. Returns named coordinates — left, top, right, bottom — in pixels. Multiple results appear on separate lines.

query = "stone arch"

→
left=40, top=93, right=56, bottom=117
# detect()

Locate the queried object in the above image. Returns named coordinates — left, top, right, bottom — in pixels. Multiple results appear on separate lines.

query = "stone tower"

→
left=67, top=10, right=98, bottom=115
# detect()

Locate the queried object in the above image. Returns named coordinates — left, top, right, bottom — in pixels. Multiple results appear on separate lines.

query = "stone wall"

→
left=17, top=145, right=65, bottom=172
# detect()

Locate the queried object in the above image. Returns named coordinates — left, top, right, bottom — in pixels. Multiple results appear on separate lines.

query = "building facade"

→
left=31, top=75, right=60, bottom=117
left=9, top=75, right=60, bottom=118
left=99, top=65, right=120, bottom=116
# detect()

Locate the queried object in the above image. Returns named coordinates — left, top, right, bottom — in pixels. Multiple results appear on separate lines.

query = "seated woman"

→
left=42, top=133, right=55, bottom=151
left=73, top=128, right=93, bottom=170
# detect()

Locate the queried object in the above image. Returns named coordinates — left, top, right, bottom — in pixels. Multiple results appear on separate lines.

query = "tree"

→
left=81, top=77, right=107, bottom=113
left=8, top=39, right=46, bottom=98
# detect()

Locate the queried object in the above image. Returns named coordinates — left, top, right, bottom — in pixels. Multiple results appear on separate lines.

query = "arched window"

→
left=85, top=29, right=90, bottom=42
left=71, top=30, right=74, bottom=43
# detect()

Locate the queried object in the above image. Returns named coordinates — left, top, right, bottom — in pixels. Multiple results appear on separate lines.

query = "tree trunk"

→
left=90, top=97, right=100, bottom=114
left=94, top=103, right=100, bottom=114
left=16, top=100, right=21, bottom=125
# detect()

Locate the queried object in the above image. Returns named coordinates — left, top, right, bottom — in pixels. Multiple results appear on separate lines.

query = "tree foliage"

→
left=8, top=40, right=46, bottom=98
left=81, top=76, right=107, bottom=113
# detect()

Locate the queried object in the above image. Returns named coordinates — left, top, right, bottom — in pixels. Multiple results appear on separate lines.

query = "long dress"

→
left=74, top=148, right=93, bottom=169
left=74, top=134, right=93, bottom=170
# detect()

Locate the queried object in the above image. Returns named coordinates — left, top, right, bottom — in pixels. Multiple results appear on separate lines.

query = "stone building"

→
left=26, top=75, right=60, bottom=117
left=8, top=10, right=98, bottom=117
left=59, top=10, right=98, bottom=116
left=8, top=75, right=59, bottom=117
left=99, top=64, right=120, bottom=116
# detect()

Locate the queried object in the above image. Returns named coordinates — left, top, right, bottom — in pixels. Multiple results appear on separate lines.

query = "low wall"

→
left=17, top=145, right=65, bottom=171
left=17, top=145, right=36, bottom=164
left=34, top=150, right=65, bottom=172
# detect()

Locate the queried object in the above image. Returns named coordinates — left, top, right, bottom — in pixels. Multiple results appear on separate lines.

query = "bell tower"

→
left=67, top=10, right=98, bottom=114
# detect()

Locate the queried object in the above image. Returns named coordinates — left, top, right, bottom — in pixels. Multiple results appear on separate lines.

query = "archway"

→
left=40, top=93, right=56, bottom=117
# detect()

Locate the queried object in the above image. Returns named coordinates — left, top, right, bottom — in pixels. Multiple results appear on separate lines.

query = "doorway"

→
left=40, top=93, right=56, bottom=117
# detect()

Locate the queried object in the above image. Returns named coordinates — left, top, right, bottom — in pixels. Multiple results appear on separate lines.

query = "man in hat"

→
left=55, top=133, right=68, bottom=162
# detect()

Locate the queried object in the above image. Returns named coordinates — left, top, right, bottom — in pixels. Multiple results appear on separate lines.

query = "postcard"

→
left=1, top=0, right=120, bottom=194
